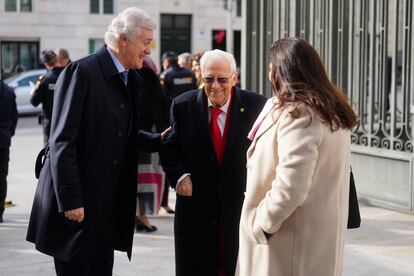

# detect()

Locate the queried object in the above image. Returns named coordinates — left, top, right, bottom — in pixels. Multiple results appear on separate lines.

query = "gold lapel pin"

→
left=240, top=108, right=245, bottom=112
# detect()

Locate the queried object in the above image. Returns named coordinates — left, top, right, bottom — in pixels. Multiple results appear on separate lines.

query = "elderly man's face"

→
left=202, top=58, right=237, bottom=107
left=121, top=27, right=153, bottom=69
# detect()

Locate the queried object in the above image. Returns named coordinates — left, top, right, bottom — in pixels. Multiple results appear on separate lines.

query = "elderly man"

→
left=161, top=49, right=267, bottom=276
left=178, top=52, right=192, bottom=71
left=55, top=48, right=71, bottom=67
left=27, top=8, right=168, bottom=276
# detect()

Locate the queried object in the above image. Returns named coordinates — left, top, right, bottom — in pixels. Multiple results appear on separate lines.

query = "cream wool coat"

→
left=236, top=99, right=350, bottom=276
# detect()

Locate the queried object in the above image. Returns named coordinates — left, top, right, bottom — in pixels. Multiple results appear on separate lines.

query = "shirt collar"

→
left=208, top=93, right=232, bottom=114
left=106, top=46, right=127, bottom=74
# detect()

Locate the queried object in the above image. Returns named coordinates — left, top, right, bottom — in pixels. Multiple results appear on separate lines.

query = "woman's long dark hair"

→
left=269, top=37, right=358, bottom=131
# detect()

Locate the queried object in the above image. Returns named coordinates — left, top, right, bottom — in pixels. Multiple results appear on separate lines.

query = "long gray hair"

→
left=104, top=7, right=155, bottom=49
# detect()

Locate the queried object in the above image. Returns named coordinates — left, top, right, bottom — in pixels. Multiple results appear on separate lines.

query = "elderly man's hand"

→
left=64, top=207, right=85, bottom=222
left=160, top=127, right=172, bottom=141
left=176, top=175, right=193, bottom=196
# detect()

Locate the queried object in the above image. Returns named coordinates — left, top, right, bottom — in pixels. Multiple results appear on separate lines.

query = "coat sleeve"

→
left=254, top=107, right=323, bottom=237
left=159, top=99, right=189, bottom=189
left=30, top=77, right=46, bottom=107
left=137, top=130, right=161, bottom=152
left=11, top=90, right=18, bottom=136
left=49, top=63, right=87, bottom=212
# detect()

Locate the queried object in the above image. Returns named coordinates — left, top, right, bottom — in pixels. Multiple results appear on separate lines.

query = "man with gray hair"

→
left=161, top=49, right=267, bottom=276
left=55, top=48, right=71, bottom=67
left=178, top=52, right=192, bottom=71
left=27, top=7, right=169, bottom=275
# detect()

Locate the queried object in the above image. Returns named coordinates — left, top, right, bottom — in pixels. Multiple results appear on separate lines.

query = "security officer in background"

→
left=0, top=79, right=18, bottom=223
left=160, top=51, right=196, bottom=107
left=31, top=50, right=64, bottom=145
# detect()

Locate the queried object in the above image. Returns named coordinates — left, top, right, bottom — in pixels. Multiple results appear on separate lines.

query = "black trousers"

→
left=0, top=147, right=10, bottom=213
left=54, top=249, right=114, bottom=276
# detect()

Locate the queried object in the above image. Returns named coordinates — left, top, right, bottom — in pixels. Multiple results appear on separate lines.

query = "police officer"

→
left=31, top=50, right=63, bottom=145
left=0, top=80, right=18, bottom=223
left=160, top=51, right=196, bottom=106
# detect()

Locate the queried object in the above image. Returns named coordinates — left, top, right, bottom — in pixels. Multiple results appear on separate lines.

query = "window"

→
left=160, top=14, right=192, bottom=62
left=1, top=41, right=39, bottom=78
left=212, top=29, right=241, bottom=67
left=17, top=74, right=40, bottom=87
left=5, top=0, right=31, bottom=12
left=90, top=0, right=113, bottom=14
left=89, top=39, right=105, bottom=54
left=236, top=0, right=241, bottom=17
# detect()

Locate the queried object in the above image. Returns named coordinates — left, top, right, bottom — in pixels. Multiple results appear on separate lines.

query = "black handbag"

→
left=347, top=169, right=361, bottom=229
left=35, top=145, right=48, bottom=179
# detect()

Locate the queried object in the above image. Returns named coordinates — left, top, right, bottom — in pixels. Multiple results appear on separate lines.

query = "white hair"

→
left=200, top=49, right=237, bottom=74
left=178, top=52, right=191, bottom=64
left=104, top=7, right=156, bottom=49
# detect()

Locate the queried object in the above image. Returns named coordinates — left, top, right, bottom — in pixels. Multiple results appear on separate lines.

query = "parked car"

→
left=4, top=69, right=46, bottom=115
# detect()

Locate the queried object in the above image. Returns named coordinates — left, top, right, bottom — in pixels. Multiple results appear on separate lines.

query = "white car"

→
left=4, top=69, right=47, bottom=115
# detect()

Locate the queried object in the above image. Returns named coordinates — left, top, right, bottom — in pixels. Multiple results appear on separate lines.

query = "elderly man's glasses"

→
left=203, top=76, right=232, bottom=84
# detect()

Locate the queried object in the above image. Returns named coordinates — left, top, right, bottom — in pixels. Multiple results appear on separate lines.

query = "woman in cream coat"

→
left=237, top=38, right=358, bottom=276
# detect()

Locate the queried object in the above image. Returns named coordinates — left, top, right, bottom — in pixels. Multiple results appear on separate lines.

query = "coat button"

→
left=112, top=158, right=118, bottom=165
left=120, top=102, right=126, bottom=109
left=117, top=130, right=122, bottom=137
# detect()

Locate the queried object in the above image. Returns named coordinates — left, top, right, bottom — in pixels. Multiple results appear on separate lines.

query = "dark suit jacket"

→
left=26, top=45, right=161, bottom=263
left=0, top=81, right=18, bottom=148
left=161, top=87, right=266, bottom=276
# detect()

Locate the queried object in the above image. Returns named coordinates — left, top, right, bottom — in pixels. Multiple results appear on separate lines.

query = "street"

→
left=0, top=117, right=413, bottom=275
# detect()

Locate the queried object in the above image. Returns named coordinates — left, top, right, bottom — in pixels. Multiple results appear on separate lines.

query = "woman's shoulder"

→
left=281, top=102, right=317, bottom=119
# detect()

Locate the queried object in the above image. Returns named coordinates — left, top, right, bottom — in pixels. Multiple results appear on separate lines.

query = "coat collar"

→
left=96, top=45, right=121, bottom=80
left=192, top=87, right=247, bottom=166
left=221, top=86, right=246, bottom=165
left=192, top=88, right=211, bottom=149
left=247, top=100, right=281, bottom=159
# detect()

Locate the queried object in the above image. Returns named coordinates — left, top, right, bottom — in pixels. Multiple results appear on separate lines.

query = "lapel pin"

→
left=240, top=107, right=245, bottom=112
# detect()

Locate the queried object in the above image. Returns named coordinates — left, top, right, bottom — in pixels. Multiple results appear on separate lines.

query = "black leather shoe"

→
left=135, top=218, right=157, bottom=232
left=163, top=206, right=175, bottom=214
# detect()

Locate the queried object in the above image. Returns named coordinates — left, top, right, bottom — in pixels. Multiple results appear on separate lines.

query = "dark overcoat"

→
left=0, top=81, right=18, bottom=148
left=161, top=87, right=266, bottom=276
left=26, top=46, right=160, bottom=263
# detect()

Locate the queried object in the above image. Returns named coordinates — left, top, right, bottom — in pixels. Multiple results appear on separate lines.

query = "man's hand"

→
left=160, top=127, right=172, bottom=141
left=176, top=175, right=193, bottom=196
left=64, top=207, right=85, bottom=222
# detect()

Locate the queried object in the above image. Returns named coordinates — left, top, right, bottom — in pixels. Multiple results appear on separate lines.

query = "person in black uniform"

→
left=30, top=50, right=64, bottom=145
left=160, top=51, right=197, bottom=107
left=0, top=80, right=18, bottom=223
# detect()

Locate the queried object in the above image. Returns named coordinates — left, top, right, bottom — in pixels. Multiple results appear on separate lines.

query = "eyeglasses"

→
left=202, top=76, right=232, bottom=85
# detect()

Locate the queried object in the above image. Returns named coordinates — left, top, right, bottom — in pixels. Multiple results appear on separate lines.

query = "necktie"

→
left=210, top=106, right=223, bottom=162
left=120, top=71, right=128, bottom=86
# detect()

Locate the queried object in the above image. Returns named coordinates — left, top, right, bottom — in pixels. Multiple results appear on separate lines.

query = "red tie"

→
left=210, top=106, right=223, bottom=162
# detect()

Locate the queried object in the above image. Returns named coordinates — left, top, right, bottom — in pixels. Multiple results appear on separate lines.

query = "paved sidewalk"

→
left=0, top=118, right=414, bottom=275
